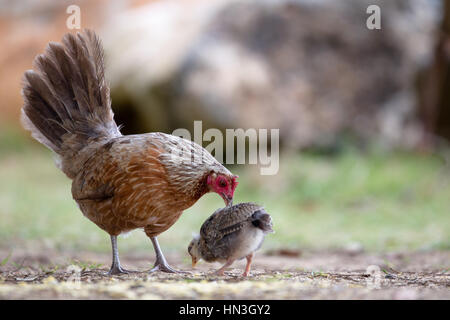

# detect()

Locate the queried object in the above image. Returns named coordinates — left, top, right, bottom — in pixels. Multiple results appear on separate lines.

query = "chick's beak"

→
left=191, top=257, right=198, bottom=268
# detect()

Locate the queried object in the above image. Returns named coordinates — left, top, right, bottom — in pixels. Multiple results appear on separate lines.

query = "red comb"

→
left=232, top=175, right=239, bottom=189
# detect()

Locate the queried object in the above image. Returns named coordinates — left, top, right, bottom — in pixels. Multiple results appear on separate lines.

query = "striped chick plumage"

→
left=188, top=203, right=273, bottom=276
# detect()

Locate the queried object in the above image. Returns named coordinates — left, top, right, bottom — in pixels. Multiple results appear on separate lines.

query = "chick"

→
left=188, top=203, right=273, bottom=276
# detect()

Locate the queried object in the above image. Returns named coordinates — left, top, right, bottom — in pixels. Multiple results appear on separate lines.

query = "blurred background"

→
left=0, top=0, right=449, bottom=261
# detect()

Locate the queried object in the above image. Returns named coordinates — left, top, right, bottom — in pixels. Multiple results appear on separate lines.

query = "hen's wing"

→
left=72, top=135, right=164, bottom=201
left=71, top=134, right=175, bottom=233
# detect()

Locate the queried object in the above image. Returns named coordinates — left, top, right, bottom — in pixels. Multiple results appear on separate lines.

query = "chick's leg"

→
left=108, top=235, right=133, bottom=275
left=149, top=236, right=188, bottom=274
left=214, top=259, right=235, bottom=276
left=242, top=253, right=254, bottom=277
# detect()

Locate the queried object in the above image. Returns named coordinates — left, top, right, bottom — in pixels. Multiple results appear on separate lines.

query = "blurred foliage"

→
left=0, top=124, right=32, bottom=155
left=0, top=129, right=449, bottom=255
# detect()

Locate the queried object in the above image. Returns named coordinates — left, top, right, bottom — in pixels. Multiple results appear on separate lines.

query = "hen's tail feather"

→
left=251, top=209, right=274, bottom=233
left=21, top=30, right=120, bottom=177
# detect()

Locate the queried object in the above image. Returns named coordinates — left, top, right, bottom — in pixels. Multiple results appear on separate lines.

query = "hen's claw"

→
left=107, top=265, right=136, bottom=276
left=148, top=236, right=190, bottom=274
left=149, top=262, right=190, bottom=274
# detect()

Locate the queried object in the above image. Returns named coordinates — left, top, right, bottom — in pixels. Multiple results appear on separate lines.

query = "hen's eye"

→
left=219, top=179, right=227, bottom=187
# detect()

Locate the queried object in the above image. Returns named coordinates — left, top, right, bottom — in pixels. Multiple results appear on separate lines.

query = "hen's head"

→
left=207, top=171, right=239, bottom=206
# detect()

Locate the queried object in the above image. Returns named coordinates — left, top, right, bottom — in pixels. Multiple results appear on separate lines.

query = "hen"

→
left=21, top=30, right=238, bottom=274
left=188, top=203, right=273, bottom=276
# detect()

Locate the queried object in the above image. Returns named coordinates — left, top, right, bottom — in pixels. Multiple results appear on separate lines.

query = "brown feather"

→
left=21, top=30, right=121, bottom=178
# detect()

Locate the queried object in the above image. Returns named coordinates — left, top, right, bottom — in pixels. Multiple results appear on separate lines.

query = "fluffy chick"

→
left=188, top=203, right=273, bottom=276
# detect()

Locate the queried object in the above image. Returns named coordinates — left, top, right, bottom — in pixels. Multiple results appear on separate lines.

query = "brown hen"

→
left=21, top=30, right=238, bottom=274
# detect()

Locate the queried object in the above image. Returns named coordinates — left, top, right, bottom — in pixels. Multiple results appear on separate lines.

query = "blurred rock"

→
left=103, top=0, right=440, bottom=150
left=1, top=0, right=439, bottom=150
left=417, top=0, right=450, bottom=147
left=0, top=0, right=153, bottom=126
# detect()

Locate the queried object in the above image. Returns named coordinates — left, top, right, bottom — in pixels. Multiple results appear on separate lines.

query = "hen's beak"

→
left=222, top=194, right=233, bottom=207
left=191, top=257, right=198, bottom=268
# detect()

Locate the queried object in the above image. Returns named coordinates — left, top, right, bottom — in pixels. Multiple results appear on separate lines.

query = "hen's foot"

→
left=107, top=235, right=137, bottom=275
left=107, top=264, right=139, bottom=276
left=107, top=265, right=137, bottom=276
left=149, top=261, right=190, bottom=274
left=148, top=236, right=189, bottom=274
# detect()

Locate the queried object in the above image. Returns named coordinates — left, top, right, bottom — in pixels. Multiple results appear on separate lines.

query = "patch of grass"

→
left=0, top=252, right=12, bottom=266
left=0, top=124, right=36, bottom=156
left=11, top=260, right=25, bottom=271
left=39, top=264, right=60, bottom=274
left=0, top=130, right=449, bottom=254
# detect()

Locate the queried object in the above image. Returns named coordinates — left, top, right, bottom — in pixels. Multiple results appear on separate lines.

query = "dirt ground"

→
left=0, top=249, right=448, bottom=299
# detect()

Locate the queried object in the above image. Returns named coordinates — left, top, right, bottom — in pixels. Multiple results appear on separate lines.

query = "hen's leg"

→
left=149, top=236, right=188, bottom=274
left=108, top=235, right=133, bottom=275
left=242, top=253, right=254, bottom=277
left=214, top=259, right=235, bottom=276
